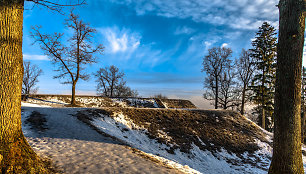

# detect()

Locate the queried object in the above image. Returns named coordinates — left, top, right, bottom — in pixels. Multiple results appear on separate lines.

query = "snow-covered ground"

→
left=21, top=102, right=306, bottom=174
left=87, top=109, right=306, bottom=174
left=90, top=112, right=271, bottom=174
left=21, top=103, right=181, bottom=174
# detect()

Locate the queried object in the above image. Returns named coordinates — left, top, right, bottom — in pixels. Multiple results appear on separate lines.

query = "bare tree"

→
left=31, top=11, right=104, bottom=106
left=235, top=49, right=255, bottom=115
left=95, top=65, right=137, bottom=97
left=115, top=82, right=139, bottom=97
left=27, top=0, right=85, bottom=13
left=0, top=1, right=85, bottom=173
left=268, top=0, right=305, bottom=173
left=202, top=47, right=232, bottom=109
left=22, top=61, right=43, bottom=95
left=218, top=64, right=238, bottom=110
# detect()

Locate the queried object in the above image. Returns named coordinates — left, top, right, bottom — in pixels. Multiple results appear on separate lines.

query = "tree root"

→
left=0, top=133, right=54, bottom=174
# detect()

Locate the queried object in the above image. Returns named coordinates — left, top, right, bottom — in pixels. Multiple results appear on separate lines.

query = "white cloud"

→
left=112, top=0, right=279, bottom=30
left=221, top=43, right=228, bottom=48
left=100, top=27, right=141, bottom=54
left=98, top=26, right=177, bottom=68
left=174, top=26, right=195, bottom=35
left=202, top=35, right=221, bottom=51
left=23, top=54, right=49, bottom=61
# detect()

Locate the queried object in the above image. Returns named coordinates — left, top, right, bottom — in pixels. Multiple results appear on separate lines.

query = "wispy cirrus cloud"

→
left=98, top=26, right=183, bottom=68
left=111, top=0, right=279, bottom=30
left=23, top=54, right=49, bottom=61
left=100, top=27, right=141, bottom=54
left=128, top=72, right=202, bottom=84
left=174, top=26, right=195, bottom=35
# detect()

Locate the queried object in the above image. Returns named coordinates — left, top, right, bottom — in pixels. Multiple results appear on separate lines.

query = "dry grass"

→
left=160, top=99, right=196, bottom=109
left=80, top=108, right=268, bottom=156
left=25, top=95, right=197, bottom=109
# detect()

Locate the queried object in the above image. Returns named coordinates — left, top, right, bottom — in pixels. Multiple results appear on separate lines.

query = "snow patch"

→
left=91, top=112, right=275, bottom=174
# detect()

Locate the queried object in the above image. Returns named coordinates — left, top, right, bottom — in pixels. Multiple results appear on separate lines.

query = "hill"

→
left=21, top=95, right=306, bottom=173
left=75, top=107, right=275, bottom=173
left=24, top=94, right=196, bottom=109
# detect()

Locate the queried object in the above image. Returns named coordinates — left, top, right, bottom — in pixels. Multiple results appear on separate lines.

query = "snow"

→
left=22, top=102, right=52, bottom=108
left=21, top=101, right=306, bottom=173
left=21, top=104, right=179, bottom=173
left=91, top=111, right=273, bottom=174
left=26, top=96, right=165, bottom=108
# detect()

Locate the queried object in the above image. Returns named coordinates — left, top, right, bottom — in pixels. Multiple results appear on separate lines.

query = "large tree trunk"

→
left=268, top=0, right=305, bottom=173
left=0, top=1, right=47, bottom=173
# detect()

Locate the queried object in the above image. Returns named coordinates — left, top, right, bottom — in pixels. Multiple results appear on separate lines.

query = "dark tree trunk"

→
left=71, top=81, right=76, bottom=105
left=262, top=106, right=265, bottom=130
left=215, top=77, right=218, bottom=109
left=262, top=68, right=266, bottom=130
left=240, top=84, right=246, bottom=115
left=0, top=1, right=45, bottom=172
left=268, top=0, right=305, bottom=173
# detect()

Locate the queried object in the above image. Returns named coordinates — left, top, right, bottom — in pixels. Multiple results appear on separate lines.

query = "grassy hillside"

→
left=76, top=107, right=272, bottom=172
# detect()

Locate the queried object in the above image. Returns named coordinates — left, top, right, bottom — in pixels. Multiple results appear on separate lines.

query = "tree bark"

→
left=215, top=77, right=218, bottom=109
left=0, top=1, right=46, bottom=172
left=262, top=67, right=266, bottom=130
left=240, top=84, right=246, bottom=115
left=268, top=0, right=305, bottom=173
left=262, top=106, right=265, bottom=130
left=71, top=81, right=76, bottom=105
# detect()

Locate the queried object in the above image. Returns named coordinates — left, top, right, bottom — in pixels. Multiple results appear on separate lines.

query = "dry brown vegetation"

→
left=74, top=107, right=271, bottom=170
left=24, top=94, right=197, bottom=109
left=160, top=99, right=196, bottom=109
left=77, top=108, right=268, bottom=155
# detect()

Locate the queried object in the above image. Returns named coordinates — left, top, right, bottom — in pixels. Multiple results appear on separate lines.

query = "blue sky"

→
left=23, top=0, right=296, bottom=108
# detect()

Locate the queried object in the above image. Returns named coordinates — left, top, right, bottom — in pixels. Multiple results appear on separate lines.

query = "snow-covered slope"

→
left=21, top=101, right=306, bottom=174
left=21, top=103, right=181, bottom=174
left=75, top=108, right=306, bottom=174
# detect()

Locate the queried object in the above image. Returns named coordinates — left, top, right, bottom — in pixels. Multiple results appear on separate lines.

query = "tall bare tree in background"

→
left=95, top=65, right=138, bottom=97
left=202, top=47, right=232, bottom=109
left=235, top=49, right=255, bottom=115
left=268, top=0, right=305, bottom=173
left=218, top=63, right=238, bottom=110
left=32, top=11, right=104, bottom=106
left=22, top=61, right=43, bottom=95
left=0, top=1, right=84, bottom=172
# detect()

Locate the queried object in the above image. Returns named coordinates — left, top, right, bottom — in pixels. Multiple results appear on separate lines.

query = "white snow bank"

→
left=21, top=102, right=52, bottom=108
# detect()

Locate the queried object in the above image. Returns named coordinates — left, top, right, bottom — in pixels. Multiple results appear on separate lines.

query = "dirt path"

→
left=22, top=104, right=182, bottom=174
